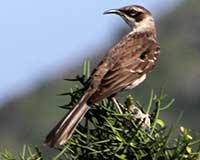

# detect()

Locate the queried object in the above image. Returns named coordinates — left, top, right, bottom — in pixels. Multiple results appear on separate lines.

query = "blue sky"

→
left=0, top=0, right=182, bottom=104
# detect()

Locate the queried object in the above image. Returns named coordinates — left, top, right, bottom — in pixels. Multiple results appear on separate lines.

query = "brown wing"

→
left=87, top=33, right=160, bottom=104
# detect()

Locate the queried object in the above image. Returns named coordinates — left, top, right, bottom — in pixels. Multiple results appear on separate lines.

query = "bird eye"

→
left=128, top=9, right=137, bottom=16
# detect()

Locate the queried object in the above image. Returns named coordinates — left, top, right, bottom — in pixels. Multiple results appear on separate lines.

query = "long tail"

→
left=44, top=95, right=90, bottom=147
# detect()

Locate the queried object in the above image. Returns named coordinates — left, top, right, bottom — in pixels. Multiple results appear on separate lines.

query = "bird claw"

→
left=129, top=106, right=151, bottom=130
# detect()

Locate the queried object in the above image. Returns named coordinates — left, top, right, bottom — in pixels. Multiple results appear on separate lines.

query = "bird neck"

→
left=130, top=17, right=156, bottom=38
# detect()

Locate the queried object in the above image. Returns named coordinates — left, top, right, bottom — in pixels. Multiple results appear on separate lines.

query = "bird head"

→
left=104, top=5, right=156, bottom=34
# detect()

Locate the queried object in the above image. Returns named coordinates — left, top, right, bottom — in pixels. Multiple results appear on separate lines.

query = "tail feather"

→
left=44, top=95, right=89, bottom=147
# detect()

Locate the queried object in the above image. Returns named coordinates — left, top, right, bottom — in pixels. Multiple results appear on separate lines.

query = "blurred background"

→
left=0, top=0, right=200, bottom=155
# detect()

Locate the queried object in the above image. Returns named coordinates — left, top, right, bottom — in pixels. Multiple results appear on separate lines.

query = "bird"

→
left=44, top=5, right=160, bottom=147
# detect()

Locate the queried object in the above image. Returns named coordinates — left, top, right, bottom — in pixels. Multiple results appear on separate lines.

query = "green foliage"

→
left=0, top=145, right=42, bottom=160
left=1, top=61, right=200, bottom=160
left=56, top=88, right=200, bottom=160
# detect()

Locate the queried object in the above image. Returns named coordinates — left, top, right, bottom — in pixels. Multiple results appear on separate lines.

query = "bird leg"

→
left=111, top=97, right=123, bottom=114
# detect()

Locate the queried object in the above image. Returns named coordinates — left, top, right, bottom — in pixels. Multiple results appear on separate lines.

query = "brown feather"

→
left=88, top=33, right=160, bottom=103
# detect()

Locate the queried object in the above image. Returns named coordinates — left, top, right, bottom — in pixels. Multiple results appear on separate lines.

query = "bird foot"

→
left=130, top=106, right=151, bottom=130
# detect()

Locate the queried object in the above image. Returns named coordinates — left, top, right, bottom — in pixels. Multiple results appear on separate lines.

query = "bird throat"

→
left=131, top=17, right=156, bottom=37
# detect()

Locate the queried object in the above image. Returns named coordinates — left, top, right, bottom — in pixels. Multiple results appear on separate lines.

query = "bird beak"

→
left=103, top=9, right=122, bottom=15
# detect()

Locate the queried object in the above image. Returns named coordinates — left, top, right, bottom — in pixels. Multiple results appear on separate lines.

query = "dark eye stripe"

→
left=126, top=11, right=143, bottom=22
left=133, top=12, right=143, bottom=17
left=121, top=9, right=144, bottom=21
left=134, top=12, right=144, bottom=22
left=123, top=9, right=136, bottom=16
